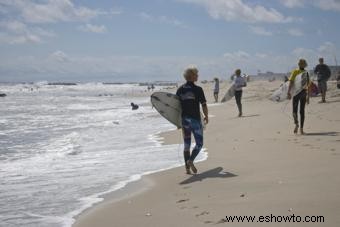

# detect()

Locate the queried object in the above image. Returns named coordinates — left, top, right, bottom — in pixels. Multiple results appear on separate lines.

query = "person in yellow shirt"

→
left=287, top=59, right=310, bottom=134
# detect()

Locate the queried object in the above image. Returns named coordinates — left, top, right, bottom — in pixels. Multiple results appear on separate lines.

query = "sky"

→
left=0, top=0, right=340, bottom=82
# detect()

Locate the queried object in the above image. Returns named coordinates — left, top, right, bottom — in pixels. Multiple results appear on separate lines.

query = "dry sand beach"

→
left=73, top=79, right=340, bottom=227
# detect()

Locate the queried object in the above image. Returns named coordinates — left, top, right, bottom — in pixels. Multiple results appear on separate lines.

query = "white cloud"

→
left=0, top=0, right=98, bottom=24
left=179, top=0, right=294, bottom=23
left=281, top=0, right=340, bottom=11
left=249, top=26, right=273, bottom=36
left=0, top=32, right=41, bottom=44
left=0, top=42, right=337, bottom=82
left=1, top=20, right=26, bottom=33
left=318, top=42, right=336, bottom=55
left=78, top=24, right=107, bottom=33
left=0, top=0, right=122, bottom=23
left=0, top=1, right=116, bottom=44
left=223, top=50, right=250, bottom=60
left=49, top=50, right=70, bottom=62
left=291, top=42, right=336, bottom=59
left=280, top=0, right=305, bottom=8
left=287, top=28, right=304, bottom=36
left=313, top=0, right=340, bottom=11
left=0, top=20, right=55, bottom=44
left=255, top=53, right=268, bottom=58
left=139, top=12, right=187, bottom=28
left=291, top=42, right=337, bottom=65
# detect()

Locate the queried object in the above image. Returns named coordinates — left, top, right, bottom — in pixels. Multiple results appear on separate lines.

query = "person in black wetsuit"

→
left=287, top=59, right=310, bottom=135
left=176, top=66, right=208, bottom=174
left=130, top=102, right=139, bottom=110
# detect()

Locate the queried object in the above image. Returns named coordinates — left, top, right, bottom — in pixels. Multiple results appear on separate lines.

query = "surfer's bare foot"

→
left=238, top=112, right=242, bottom=117
left=294, top=125, right=298, bottom=134
left=187, top=160, right=197, bottom=174
left=300, top=128, right=305, bottom=135
left=186, top=167, right=191, bottom=174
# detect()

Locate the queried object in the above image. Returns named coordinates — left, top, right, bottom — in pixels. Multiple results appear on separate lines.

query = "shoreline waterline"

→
left=71, top=129, right=208, bottom=227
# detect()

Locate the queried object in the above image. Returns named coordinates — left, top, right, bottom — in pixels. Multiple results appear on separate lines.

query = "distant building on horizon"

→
left=252, top=71, right=288, bottom=81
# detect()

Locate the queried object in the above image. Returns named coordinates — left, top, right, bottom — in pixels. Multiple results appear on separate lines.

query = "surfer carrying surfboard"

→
left=287, top=59, right=310, bottom=134
left=176, top=66, right=208, bottom=174
left=234, top=69, right=247, bottom=117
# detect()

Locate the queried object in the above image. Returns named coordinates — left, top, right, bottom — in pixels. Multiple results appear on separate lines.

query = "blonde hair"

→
left=183, top=66, right=198, bottom=80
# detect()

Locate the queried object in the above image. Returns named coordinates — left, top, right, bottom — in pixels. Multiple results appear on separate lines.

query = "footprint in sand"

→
left=195, top=211, right=210, bottom=217
left=216, top=218, right=228, bottom=224
left=176, top=199, right=189, bottom=203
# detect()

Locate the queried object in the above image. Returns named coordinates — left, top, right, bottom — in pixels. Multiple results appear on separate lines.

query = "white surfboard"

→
left=151, top=92, right=182, bottom=128
left=270, top=71, right=309, bottom=102
left=151, top=92, right=205, bottom=129
left=221, top=84, right=235, bottom=103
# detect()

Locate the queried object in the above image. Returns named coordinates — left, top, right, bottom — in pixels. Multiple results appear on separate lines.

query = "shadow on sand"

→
left=241, top=114, right=260, bottom=118
left=229, top=114, right=260, bottom=120
left=324, top=99, right=340, bottom=104
left=304, top=132, right=338, bottom=136
left=179, top=167, right=237, bottom=185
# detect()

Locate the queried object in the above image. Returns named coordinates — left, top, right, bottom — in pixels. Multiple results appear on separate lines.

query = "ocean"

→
left=0, top=82, right=207, bottom=227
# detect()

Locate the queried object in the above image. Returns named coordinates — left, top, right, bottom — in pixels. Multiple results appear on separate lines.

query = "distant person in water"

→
left=176, top=66, right=208, bottom=174
left=314, top=57, right=331, bottom=103
left=213, top=77, right=219, bottom=102
left=233, top=69, right=247, bottom=117
left=287, top=59, right=310, bottom=135
left=130, top=102, right=139, bottom=110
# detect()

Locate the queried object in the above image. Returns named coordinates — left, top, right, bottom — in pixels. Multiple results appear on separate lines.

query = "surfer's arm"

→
left=306, top=80, right=310, bottom=105
left=287, top=70, right=296, bottom=99
left=287, top=80, right=293, bottom=99
left=202, top=103, right=208, bottom=124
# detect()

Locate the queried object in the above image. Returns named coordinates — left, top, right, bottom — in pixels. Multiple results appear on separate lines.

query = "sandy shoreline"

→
left=73, top=80, right=340, bottom=227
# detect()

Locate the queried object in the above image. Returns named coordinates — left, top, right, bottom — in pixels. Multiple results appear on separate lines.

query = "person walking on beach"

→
left=287, top=59, right=310, bottom=135
left=176, top=66, right=208, bottom=174
left=213, top=77, right=219, bottom=102
left=314, top=57, right=331, bottom=103
left=233, top=69, right=247, bottom=117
